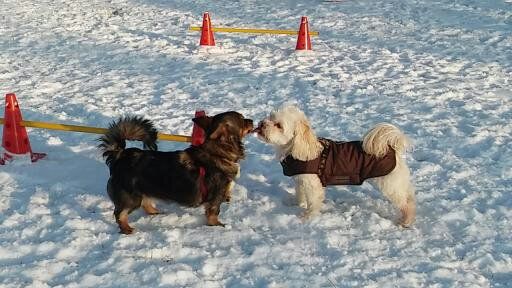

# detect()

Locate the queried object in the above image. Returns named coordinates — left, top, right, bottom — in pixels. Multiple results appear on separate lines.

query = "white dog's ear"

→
left=290, top=119, right=323, bottom=161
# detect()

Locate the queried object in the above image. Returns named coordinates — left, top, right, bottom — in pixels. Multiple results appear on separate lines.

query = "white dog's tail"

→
left=362, top=123, right=410, bottom=157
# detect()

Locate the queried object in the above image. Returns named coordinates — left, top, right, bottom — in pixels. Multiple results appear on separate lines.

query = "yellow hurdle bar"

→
left=0, top=118, right=192, bottom=143
left=189, top=26, right=319, bottom=36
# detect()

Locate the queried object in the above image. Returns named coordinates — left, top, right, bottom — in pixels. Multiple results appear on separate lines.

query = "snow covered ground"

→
left=1, top=0, right=511, bottom=287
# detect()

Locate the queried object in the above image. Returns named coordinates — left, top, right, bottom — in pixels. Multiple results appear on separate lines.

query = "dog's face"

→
left=255, top=105, right=322, bottom=161
left=255, top=106, right=309, bottom=146
left=193, top=111, right=254, bottom=141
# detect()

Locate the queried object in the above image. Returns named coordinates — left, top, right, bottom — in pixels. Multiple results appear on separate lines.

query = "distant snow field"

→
left=1, top=0, right=511, bottom=287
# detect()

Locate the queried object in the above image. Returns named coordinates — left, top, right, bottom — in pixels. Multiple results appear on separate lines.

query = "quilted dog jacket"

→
left=280, top=138, right=396, bottom=186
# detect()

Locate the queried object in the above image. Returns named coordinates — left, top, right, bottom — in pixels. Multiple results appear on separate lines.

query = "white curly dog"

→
left=255, top=105, right=416, bottom=227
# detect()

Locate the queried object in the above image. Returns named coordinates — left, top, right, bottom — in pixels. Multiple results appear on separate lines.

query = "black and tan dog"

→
left=99, top=112, right=253, bottom=234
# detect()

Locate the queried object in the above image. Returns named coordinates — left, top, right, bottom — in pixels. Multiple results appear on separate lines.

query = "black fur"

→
left=98, top=116, right=158, bottom=168
left=98, top=113, right=253, bottom=234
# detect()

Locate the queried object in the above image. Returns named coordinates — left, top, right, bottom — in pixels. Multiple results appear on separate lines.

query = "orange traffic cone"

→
left=1, top=93, right=46, bottom=164
left=296, top=16, right=312, bottom=51
left=191, top=110, right=206, bottom=146
left=199, top=12, right=215, bottom=46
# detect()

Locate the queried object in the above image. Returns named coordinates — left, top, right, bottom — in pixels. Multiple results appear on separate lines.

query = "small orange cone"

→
left=199, top=12, right=215, bottom=46
left=296, top=16, right=312, bottom=51
left=1, top=93, right=46, bottom=164
left=191, top=110, right=206, bottom=146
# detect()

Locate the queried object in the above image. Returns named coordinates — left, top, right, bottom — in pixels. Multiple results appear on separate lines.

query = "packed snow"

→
left=1, top=0, right=511, bottom=287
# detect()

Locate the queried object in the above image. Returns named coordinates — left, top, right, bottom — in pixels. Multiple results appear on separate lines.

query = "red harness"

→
left=192, top=111, right=208, bottom=202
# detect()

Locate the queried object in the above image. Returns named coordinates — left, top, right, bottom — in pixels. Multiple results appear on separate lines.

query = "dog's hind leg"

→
left=399, top=186, right=416, bottom=228
left=373, top=164, right=416, bottom=227
left=115, top=208, right=135, bottom=234
left=141, top=196, right=159, bottom=215
left=112, top=193, right=142, bottom=234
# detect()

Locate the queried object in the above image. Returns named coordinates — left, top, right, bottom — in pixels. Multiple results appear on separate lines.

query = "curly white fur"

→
left=256, top=105, right=416, bottom=227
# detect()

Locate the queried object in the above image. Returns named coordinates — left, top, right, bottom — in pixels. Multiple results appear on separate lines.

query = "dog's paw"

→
left=143, top=208, right=160, bottom=215
left=207, top=220, right=225, bottom=227
left=399, top=218, right=415, bottom=228
left=300, top=209, right=320, bottom=221
left=119, top=226, right=134, bottom=235
left=206, top=214, right=225, bottom=227
left=399, top=204, right=416, bottom=228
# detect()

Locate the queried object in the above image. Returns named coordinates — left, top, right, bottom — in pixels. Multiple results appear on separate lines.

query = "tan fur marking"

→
left=117, top=210, right=134, bottom=234
left=141, top=196, right=159, bottom=215
left=206, top=214, right=224, bottom=226
left=205, top=205, right=225, bottom=226
left=225, top=181, right=235, bottom=202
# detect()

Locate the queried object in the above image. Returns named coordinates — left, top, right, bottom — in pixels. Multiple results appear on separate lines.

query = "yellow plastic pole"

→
left=189, top=26, right=319, bottom=36
left=0, top=118, right=192, bottom=143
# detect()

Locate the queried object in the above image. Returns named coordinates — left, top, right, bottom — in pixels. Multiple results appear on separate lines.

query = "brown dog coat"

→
left=280, top=138, right=396, bottom=186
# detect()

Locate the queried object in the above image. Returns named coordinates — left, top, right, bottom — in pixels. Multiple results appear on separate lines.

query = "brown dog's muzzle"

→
left=243, top=119, right=254, bottom=136
left=252, top=121, right=265, bottom=135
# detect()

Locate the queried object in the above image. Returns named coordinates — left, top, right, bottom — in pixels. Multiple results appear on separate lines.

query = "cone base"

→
left=31, top=152, right=47, bottom=162
left=0, top=153, right=8, bottom=165
left=197, top=45, right=223, bottom=54
left=0, top=151, right=46, bottom=165
left=294, top=48, right=313, bottom=52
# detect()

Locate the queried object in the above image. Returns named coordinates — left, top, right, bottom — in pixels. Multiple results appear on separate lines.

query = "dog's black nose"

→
left=252, top=121, right=265, bottom=134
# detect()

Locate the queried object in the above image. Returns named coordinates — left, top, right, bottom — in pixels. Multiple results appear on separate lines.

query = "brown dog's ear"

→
left=209, top=123, right=228, bottom=140
left=192, top=116, right=212, bottom=130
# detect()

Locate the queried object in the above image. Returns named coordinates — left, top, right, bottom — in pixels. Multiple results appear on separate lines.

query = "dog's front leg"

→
left=294, top=178, right=307, bottom=208
left=204, top=203, right=225, bottom=227
left=295, top=174, right=325, bottom=218
left=204, top=184, right=228, bottom=226
left=226, top=164, right=240, bottom=203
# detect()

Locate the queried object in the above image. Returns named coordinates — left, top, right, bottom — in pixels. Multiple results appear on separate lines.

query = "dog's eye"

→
left=274, top=123, right=282, bottom=129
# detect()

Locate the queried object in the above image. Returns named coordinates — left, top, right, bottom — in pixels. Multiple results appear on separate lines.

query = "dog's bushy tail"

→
left=362, top=123, right=410, bottom=157
left=98, top=116, right=158, bottom=167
